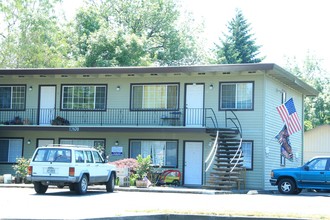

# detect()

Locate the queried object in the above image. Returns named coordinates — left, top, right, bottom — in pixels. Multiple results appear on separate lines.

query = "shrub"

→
left=12, top=157, right=31, bottom=179
left=109, top=158, right=138, bottom=173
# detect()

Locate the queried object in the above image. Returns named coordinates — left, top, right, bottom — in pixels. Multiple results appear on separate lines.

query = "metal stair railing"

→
left=205, top=130, right=219, bottom=172
left=224, top=110, right=243, bottom=173
left=229, top=138, right=243, bottom=172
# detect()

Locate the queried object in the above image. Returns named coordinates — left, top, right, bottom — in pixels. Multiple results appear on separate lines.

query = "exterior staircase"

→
left=204, top=111, right=244, bottom=190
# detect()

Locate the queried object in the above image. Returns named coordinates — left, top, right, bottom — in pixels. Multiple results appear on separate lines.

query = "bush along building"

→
left=0, top=64, right=318, bottom=190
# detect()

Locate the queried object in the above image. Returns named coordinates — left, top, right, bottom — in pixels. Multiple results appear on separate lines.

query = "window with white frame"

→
left=0, top=139, right=23, bottom=163
left=61, top=85, right=106, bottom=110
left=130, top=140, right=178, bottom=167
left=60, top=139, right=105, bottom=148
left=131, top=84, right=179, bottom=110
left=0, top=85, right=26, bottom=110
left=241, top=141, right=253, bottom=170
left=219, top=82, right=253, bottom=110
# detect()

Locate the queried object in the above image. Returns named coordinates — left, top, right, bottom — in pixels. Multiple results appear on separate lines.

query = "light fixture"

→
left=116, top=86, right=120, bottom=91
left=27, top=140, right=31, bottom=145
left=209, top=84, right=214, bottom=90
left=115, top=141, right=119, bottom=146
left=29, top=86, right=33, bottom=91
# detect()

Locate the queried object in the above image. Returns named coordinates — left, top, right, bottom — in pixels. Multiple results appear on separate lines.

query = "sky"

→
left=62, top=0, right=330, bottom=74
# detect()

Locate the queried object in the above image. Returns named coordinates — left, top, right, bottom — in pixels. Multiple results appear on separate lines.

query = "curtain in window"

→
left=0, top=87, right=11, bottom=109
left=241, top=142, right=252, bottom=169
left=0, top=139, right=22, bottom=163
left=130, top=140, right=177, bottom=167
left=237, top=83, right=252, bottom=109
left=62, top=86, right=106, bottom=110
left=143, top=85, right=166, bottom=109
left=221, top=84, right=236, bottom=108
left=0, top=86, right=25, bottom=110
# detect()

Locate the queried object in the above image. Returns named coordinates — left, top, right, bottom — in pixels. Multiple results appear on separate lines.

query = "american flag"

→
left=276, top=98, right=302, bottom=135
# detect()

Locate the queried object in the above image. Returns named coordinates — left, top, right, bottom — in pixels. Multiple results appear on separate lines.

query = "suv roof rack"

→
left=43, top=144, right=94, bottom=148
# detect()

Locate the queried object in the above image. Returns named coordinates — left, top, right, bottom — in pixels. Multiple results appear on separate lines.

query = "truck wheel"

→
left=106, top=173, right=115, bottom=192
left=34, top=182, right=48, bottom=194
left=278, top=178, right=296, bottom=194
left=69, top=184, right=75, bottom=191
left=293, top=188, right=302, bottom=194
left=172, top=180, right=180, bottom=186
left=75, top=174, right=88, bottom=195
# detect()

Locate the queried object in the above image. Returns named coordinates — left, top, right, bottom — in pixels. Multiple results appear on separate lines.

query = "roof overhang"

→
left=0, top=63, right=318, bottom=96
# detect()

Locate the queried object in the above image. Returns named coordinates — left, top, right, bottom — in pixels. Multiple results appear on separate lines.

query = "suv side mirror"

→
left=304, top=165, right=310, bottom=171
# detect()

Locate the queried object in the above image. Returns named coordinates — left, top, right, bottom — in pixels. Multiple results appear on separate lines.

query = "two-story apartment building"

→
left=0, top=64, right=317, bottom=190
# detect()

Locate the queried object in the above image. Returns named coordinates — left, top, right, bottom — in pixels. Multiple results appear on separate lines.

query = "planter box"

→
left=135, top=180, right=148, bottom=188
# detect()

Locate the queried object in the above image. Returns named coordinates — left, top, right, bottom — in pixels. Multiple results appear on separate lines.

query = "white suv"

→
left=27, top=144, right=116, bottom=195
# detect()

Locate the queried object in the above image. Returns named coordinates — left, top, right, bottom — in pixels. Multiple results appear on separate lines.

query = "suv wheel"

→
left=34, top=182, right=48, bottom=194
left=106, top=173, right=115, bottom=192
left=69, top=184, right=75, bottom=192
left=278, top=178, right=296, bottom=194
left=75, top=174, right=88, bottom=195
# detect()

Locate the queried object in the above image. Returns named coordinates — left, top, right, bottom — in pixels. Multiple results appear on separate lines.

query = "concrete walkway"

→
left=0, top=182, right=273, bottom=195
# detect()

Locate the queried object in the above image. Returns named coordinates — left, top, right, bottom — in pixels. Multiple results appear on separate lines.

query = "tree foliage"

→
left=285, top=53, right=330, bottom=130
left=213, top=9, right=264, bottom=64
left=71, top=0, right=206, bottom=67
left=0, top=0, right=206, bottom=68
left=0, top=0, right=71, bottom=68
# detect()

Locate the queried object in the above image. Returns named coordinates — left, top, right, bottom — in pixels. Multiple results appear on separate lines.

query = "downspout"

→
left=262, top=73, right=267, bottom=190
left=301, top=93, right=305, bottom=165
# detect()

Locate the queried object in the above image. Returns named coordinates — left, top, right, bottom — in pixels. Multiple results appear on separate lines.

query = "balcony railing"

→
left=0, top=108, right=222, bottom=128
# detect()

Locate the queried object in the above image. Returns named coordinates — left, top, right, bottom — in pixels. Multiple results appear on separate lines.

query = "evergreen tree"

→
left=214, top=9, right=264, bottom=64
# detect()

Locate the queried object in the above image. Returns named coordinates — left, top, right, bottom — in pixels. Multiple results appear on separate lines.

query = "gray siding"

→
left=264, top=75, right=303, bottom=190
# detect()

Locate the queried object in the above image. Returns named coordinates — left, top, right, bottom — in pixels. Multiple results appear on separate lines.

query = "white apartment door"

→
left=185, top=84, right=204, bottom=126
left=184, top=141, right=203, bottom=185
left=39, top=86, right=56, bottom=125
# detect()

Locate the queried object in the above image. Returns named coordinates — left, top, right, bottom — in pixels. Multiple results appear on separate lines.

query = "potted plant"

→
left=12, top=157, right=31, bottom=183
left=134, top=155, right=152, bottom=188
left=51, top=116, right=70, bottom=125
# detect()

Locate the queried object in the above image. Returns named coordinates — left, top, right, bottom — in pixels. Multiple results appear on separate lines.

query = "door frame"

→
left=184, top=83, right=205, bottom=126
left=38, top=85, right=56, bottom=125
left=183, top=141, right=204, bottom=186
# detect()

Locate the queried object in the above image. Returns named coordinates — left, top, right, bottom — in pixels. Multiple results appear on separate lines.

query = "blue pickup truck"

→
left=270, top=156, right=330, bottom=194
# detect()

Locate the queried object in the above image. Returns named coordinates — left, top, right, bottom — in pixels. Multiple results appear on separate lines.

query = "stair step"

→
left=212, top=167, right=242, bottom=172
left=208, top=176, right=241, bottom=181
left=210, top=134, right=238, bottom=138
left=215, top=154, right=243, bottom=158
left=217, top=146, right=241, bottom=150
left=206, top=128, right=239, bottom=134
left=213, top=164, right=243, bottom=168
left=215, top=158, right=243, bottom=163
left=218, top=138, right=241, bottom=145
left=210, top=171, right=240, bottom=176
left=203, top=185, right=233, bottom=190
left=207, top=179, right=238, bottom=185
left=217, top=149, right=239, bottom=153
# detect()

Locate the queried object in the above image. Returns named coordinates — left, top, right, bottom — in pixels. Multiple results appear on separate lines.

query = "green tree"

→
left=0, top=0, right=70, bottom=68
left=71, top=0, right=205, bottom=67
left=285, top=53, right=330, bottom=130
left=214, top=9, right=264, bottom=64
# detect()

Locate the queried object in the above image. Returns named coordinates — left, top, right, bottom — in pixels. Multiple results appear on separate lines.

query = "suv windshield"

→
left=33, top=148, right=72, bottom=163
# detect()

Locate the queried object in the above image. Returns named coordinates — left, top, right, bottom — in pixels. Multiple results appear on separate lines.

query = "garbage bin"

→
left=4, top=174, right=12, bottom=184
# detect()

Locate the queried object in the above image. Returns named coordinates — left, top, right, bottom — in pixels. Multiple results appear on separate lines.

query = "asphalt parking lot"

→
left=1, top=184, right=330, bottom=219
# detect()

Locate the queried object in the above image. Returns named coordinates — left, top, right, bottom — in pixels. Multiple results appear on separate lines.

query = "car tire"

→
left=69, top=184, right=75, bottom=192
left=34, top=182, right=48, bottom=194
left=278, top=178, right=296, bottom=194
left=106, top=172, right=115, bottom=192
left=293, top=188, right=302, bottom=195
left=75, top=174, right=88, bottom=195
